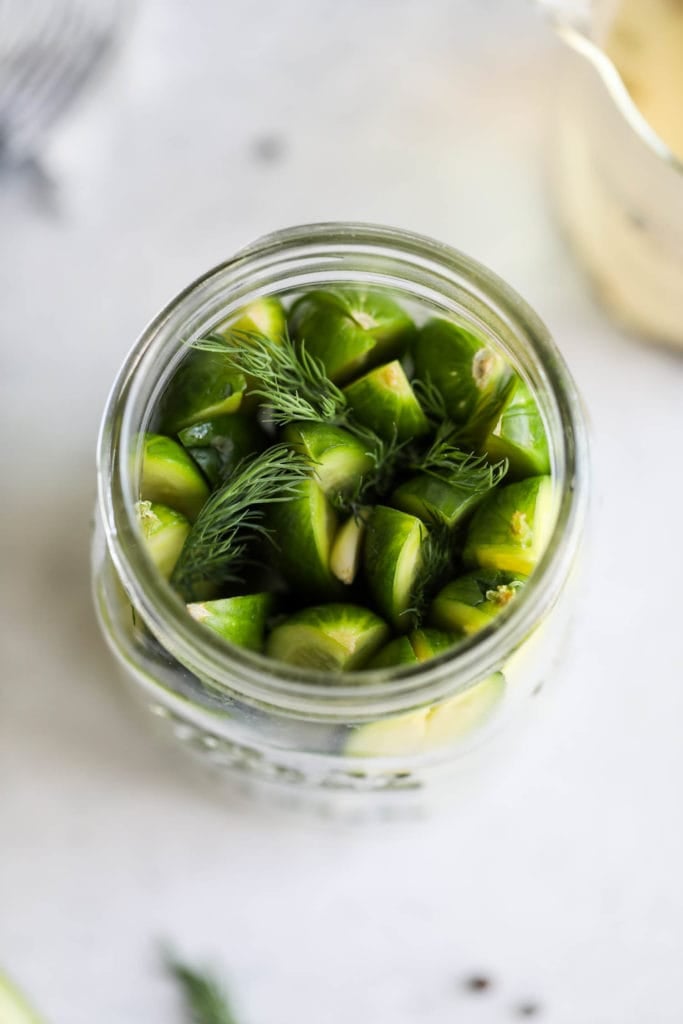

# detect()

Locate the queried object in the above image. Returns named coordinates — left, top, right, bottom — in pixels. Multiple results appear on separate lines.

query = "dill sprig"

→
left=411, top=434, right=508, bottom=494
left=167, top=956, right=239, bottom=1024
left=405, top=525, right=454, bottom=626
left=329, top=427, right=410, bottom=515
left=171, top=444, right=310, bottom=598
left=195, top=328, right=347, bottom=426
left=412, top=375, right=449, bottom=425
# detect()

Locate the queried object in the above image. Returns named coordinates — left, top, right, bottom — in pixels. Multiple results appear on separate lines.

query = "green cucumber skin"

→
left=159, top=349, right=246, bottom=433
left=343, top=361, right=430, bottom=442
left=367, top=635, right=420, bottom=668
left=431, top=571, right=525, bottom=635
left=140, top=433, right=210, bottom=522
left=363, top=505, right=426, bottom=631
left=267, top=603, right=389, bottom=670
left=484, top=378, right=550, bottom=479
left=409, top=628, right=461, bottom=661
left=268, top=479, right=344, bottom=600
left=187, top=593, right=273, bottom=652
left=391, top=472, right=487, bottom=529
left=414, top=318, right=514, bottom=437
left=178, top=413, right=265, bottom=488
left=463, top=475, right=553, bottom=575
left=288, top=288, right=415, bottom=384
left=136, top=500, right=191, bottom=581
left=282, top=422, right=374, bottom=496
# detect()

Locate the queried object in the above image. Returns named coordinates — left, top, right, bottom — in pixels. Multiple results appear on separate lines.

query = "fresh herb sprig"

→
left=411, top=433, right=508, bottom=494
left=167, top=956, right=239, bottom=1024
left=412, top=374, right=449, bottom=425
left=196, top=329, right=347, bottom=426
left=404, top=525, right=454, bottom=626
left=171, top=444, right=310, bottom=598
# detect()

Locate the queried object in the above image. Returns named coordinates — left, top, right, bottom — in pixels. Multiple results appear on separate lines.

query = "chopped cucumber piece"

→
left=136, top=500, right=191, bottom=580
left=187, top=593, right=273, bottom=652
left=344, top=360, right=430, bottom=441
left=267, top=603, right=389, bottom=671
left=483, top=377, right=550, bottom=478
left=432, top=570, right=526, bottom=635
left=268, top=479, right=342, bottom=599
left=282, top=422, right=374, bottom=497
left=159, top=349, right=246, bottom=433
left=288, top=287, right=415, bottom=384
left=464, top=476, right=555, bottom=575
left=345, top=672, right=505, bottom=756
left=364, top=506, right=428, bottom=631
left=177, top=413, right=265, bottom=488
left=140, top=433, right=210, bottom=521
left=330, top=512, right=367, bottom=585
left=0, top=973, right=42, bottom=1024
left=215, top=296, right=286, bottom=343
left=414, top=318, right=514, bottom=438
left=392, top=472, right=489, bottom=529
left=409, top=628, right=461, bottom=660
left=367, top=635, right=420, bottom=668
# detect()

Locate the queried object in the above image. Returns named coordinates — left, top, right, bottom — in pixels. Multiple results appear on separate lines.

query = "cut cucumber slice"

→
left=0, top=973, right=42, bottom=1024
left=136, top=500, right=191, bottom=580
left=159, top=349, right=246, bottom=433
left=409, top=628, right=461, bottom=661
left=330, top=512, right=367, bottom=585
left=345, top=672, right=505, bottom=756
left=288, top=287, right=415, bottom=384
left=282, top=422, right=374, bottom=497
left=178, top=413, right=265, bottom=488
left=268, top=479, right=342, bottom=599
left=392, top=472, right=488, bottom=529
left=187, top=593, right=273, bottom=652
left=364, top=506, right=428, bottom=631
left=483, top=377, right=550, bottom=478
left=215, top=296, right=286, bottom=343
left=432, top=570, right=527, bottom=635
left=344, top=360, right=430, bottom=441
left=140, top=433, right=210, bottom=522
left=266, top=603, right=389, bottom=671
left=414, top=318, right=514, bottom=437
left=464, top=475, right=555, bottom=575
left=367, top=635, right=420, bottom=668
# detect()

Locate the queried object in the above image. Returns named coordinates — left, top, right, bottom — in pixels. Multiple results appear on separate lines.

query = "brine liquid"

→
left=606, top=0, right=683, bottom=159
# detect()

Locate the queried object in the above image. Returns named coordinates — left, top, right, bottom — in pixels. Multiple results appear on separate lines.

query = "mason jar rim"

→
left=97, top=222, right=588, bottom=719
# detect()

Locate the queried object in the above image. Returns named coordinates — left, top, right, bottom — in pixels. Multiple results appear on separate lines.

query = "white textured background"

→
left=2, top=1, right=683, bottom=1021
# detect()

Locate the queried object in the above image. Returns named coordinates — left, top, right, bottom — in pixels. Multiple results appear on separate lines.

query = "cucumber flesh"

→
left=0, top=973, right=42, bottom=1024
left=268, top=479, right=342, bottom=599
left=136, top=500, right=190, bottom=580
left=140, top=433, right=210, bottom=522
left=177, top=413, right=265, bottom=488
left=282, top=422, right=374, bottom=497
left=363, top=506, right=428, bottom=631
left=215, top=296, right=286, bottom=343
left=330, top=513, right=367, bottom=585
left=464, top=476, right=555, bottom=575
left=267, top=603, right=389, bottom=671
left=187, top=593, right=272, bottom=652
left=344, top=360, right=430, bottom=442
left=345, top=672, right=505, bottom=756
left=431, top=570, right=526, bottom=635
left=392, top=472, right=488, bottom=529
left=483, top=378, right=550, bottom=478
left=288, top=288, right=415, bottom=384
left=414, top=318, right=514, bottom=438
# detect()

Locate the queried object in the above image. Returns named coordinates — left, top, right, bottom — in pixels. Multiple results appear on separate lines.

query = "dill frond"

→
left=167, top=956, right=239, bottom=1024
left=171, top=444, right=310, bottom=598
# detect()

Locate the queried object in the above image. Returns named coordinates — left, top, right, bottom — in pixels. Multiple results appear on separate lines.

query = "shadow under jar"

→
left=92, top=223, right=588, bottom=801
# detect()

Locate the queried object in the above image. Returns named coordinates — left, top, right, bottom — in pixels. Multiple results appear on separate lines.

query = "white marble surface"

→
left=2, top=1, right=683, bottom=1021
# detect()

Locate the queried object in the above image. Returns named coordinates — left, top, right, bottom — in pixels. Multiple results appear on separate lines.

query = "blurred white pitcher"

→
left=538, top=0, right=683, bottom=350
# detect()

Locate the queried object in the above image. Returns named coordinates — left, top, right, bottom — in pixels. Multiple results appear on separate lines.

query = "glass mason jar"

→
left=92, top=223, right=588, bottom=801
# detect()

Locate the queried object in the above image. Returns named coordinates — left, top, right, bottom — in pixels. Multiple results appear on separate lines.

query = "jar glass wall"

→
left=92, top=223, right=588, bottom=797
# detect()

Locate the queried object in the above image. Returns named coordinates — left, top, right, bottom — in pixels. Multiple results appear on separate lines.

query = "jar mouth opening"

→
left=98, top=222, right=588, bottom=715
